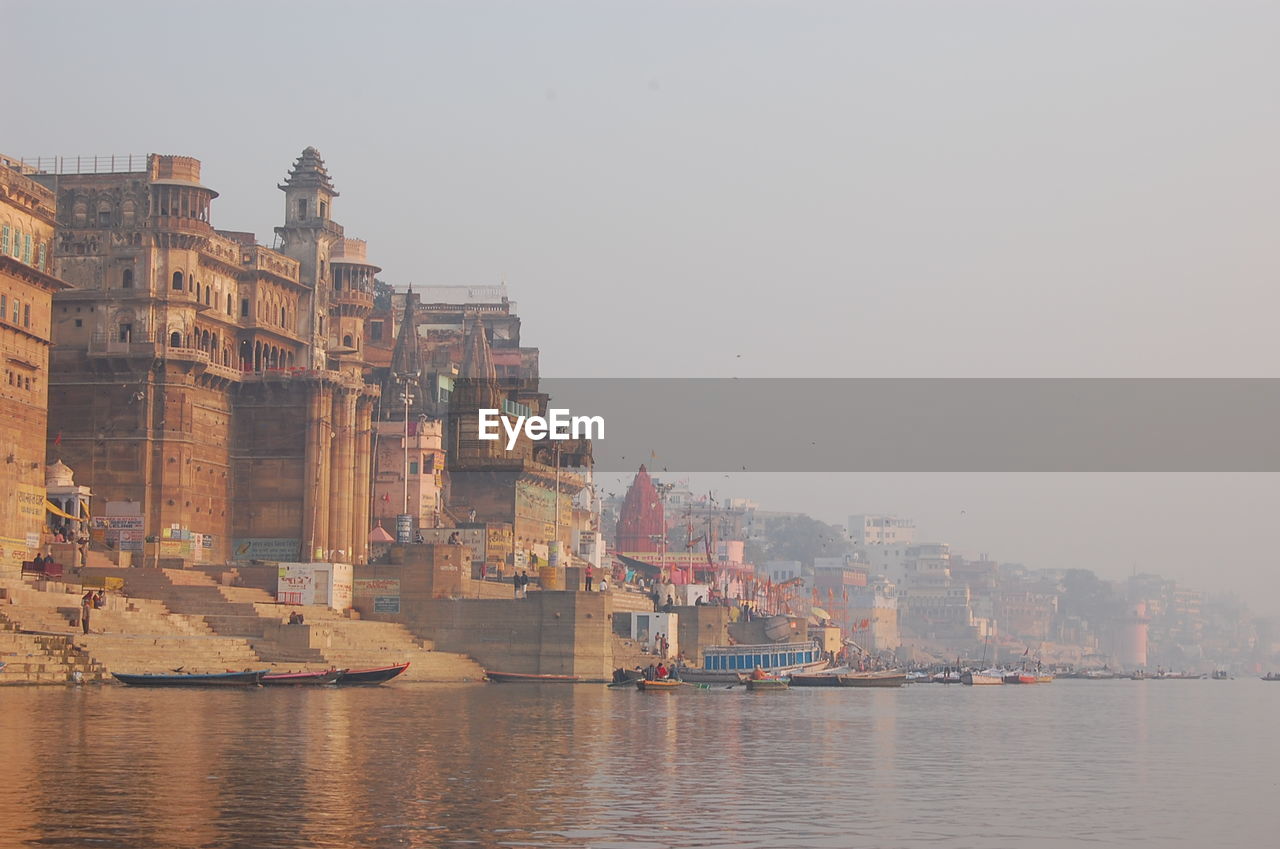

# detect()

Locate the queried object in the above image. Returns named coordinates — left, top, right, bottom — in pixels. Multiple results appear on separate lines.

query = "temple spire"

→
left=391, top=287, right=421, bottom=379
left=461, top=316, right=496, bottom=381
left=280, top=146, right=338, bottom=194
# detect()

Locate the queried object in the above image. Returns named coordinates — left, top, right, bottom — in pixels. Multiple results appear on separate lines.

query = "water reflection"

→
left=0, top=681, right=1276, bottom=848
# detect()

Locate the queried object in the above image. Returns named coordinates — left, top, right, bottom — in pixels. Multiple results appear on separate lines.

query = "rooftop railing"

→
left=17, top=155, right=150, bottom=175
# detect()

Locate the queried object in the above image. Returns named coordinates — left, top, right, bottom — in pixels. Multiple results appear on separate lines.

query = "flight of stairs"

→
left=0, top=611, right=108, bottom=684
left=0, top=575, right=265, bottom=676
left=116, top=568, right=484, bottom=682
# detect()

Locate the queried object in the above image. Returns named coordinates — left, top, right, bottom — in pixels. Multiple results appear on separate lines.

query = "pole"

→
left=402, top=387, right=410, bottom=515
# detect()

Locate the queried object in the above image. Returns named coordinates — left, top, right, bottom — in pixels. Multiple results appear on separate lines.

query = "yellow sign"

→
left=16, top=484, right=45, bottom=522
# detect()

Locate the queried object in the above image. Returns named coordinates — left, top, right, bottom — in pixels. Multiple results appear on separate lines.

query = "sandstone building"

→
left=0, top=157, right=68, bottom=570
left=36, top=150, right=380, bottom=565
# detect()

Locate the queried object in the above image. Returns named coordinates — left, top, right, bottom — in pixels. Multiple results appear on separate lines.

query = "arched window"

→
left=122, top=268, right=133, bottom=288
left=172, top=271, right=183, bottom=291
left=204, top=286, right=211, bottom=306
left=170, top=331, right=181, bottom=347
left=343, top=334, right=353, bottom=348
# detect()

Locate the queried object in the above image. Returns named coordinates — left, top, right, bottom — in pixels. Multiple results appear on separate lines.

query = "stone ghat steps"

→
left=0, top=580, right=215, bottom=638
left=611, top=634, right=658, bottom=672
left=0, top=625, right=109, bottom=685
left=98, top=568, right=484, bottom=682
left=76, top=634, right=264, bottom=676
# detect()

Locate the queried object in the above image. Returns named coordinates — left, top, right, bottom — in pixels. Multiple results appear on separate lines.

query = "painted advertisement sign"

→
left=354, top=578, right=401, bottom=615
left=277, top=562, right=354, bottom=610
left=233, top=538, right=302, bottom=561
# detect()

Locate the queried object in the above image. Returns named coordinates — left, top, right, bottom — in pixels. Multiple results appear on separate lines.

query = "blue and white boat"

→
left=680, top=641, right=826, bottom=684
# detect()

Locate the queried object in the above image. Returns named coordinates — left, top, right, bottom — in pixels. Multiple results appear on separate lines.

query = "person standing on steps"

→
left=80, top=591, right=92, bottom=635
left=584, top=564, right=594, bottom=592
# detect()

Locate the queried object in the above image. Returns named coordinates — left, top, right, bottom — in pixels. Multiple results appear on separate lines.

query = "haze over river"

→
left=1, top=680, right=1274, bottom=848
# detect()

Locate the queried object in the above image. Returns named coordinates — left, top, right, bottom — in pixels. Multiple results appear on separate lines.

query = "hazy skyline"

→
left=8, top=1, right=1280, bottom=610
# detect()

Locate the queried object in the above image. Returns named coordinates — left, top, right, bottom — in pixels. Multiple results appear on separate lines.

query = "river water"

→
left=0, top=679, right=1274, bottom=848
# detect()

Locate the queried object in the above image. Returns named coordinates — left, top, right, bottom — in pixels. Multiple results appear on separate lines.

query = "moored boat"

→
left=262, top=669, right=343, bottom=686
left=113, top=669, right=267, bottom=687
left=485, top=670, right=578, bottom=683
left=682, top=640, right=825, bottom=684
left=788, top=667, right=850, bottom=687
left=961, top=669, right=1005, bottom=686
left=1004, top=671, right=1038, bottom=684
left=637, top=678, right=684, bottom=691
left=837, top=670, right=906, bottom=688
left=336, top=662, right=410, bottom=685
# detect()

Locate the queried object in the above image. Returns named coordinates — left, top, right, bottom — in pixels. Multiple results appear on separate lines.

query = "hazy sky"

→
left=8, top=1, right=1280, bottom=610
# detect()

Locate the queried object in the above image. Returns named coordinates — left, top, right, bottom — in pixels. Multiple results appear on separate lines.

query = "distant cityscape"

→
left=605, top=483, right=1276, bottom=673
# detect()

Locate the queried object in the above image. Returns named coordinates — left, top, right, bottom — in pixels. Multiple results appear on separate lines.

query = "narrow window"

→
left=74, top=319, right=82, bottom=328
left=409, top=461, right=419, bottom=476
left=118, top=323, right=132, bottom=343
left=319, top=200, right=328, bottom=219
left=227, top=294, right=233, bottom=315
left=172, top=271, right=183, bottom=291
left=122, top=268, right=133, bottom=288
left=240, top=298, right=249, bottom=317
left=23, top=304, right=30, bottom=328
left=170, top=331, right=181, bottom=347
left=298, top=198, right=308, bottom=219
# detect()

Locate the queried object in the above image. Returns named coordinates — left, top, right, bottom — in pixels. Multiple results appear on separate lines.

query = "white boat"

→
left=962, top=668, right=1005, bottom=686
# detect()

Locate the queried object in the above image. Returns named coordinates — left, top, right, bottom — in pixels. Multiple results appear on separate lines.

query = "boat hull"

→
left=485, top=670, right=580, bottom=683
left=262, top=670, right=343, bottom=686
left=837, top=672, right=906, bottom=688
left=745, top=678, right=789, bottom=691
left=336, top=663, right=410, bottom=685
left=113, top=670, right=266, bottom=687
left=961, top=672, right=1005, bottom=686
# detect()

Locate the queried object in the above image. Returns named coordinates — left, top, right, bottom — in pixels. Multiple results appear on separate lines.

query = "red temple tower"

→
left=616, top=465, right=665, bottom=552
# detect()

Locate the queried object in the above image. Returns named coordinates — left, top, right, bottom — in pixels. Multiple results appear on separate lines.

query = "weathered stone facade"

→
left=0, top=158, right=68, bottom=571
left=37, top=150, right=379, bottom=565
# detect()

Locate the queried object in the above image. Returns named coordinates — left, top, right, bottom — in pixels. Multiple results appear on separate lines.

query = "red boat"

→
left=1004, top=671, right=1039, bottom=684
left=485, top=670, right=580, bottom=683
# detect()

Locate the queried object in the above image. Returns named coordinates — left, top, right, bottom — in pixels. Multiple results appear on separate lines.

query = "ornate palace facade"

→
left=37, top=150, right=380, bottom=564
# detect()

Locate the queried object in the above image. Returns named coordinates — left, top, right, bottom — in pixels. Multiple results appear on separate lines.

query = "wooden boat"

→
left=113, top=669, right=267, bottom=687
left=1036, top=674, right=1054, bottom=684
left=1004, top=671, right=1039, bottom=684
left=745, top=677, right=789, bottom=691
left=837, top=671, right=906, bottom=688
left=335, top=662, right=410, bottom=685
left=484, top=670, right=579, bottom=683
left=961, top=669, right=1005, bottom=686
left=636, top=678, right=684, bottom=691
left=1261, top=673, right=1280, bottom=681
left=789, top=667, right=850, bottom=687
left=262, top=669, right=344, bottom=686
